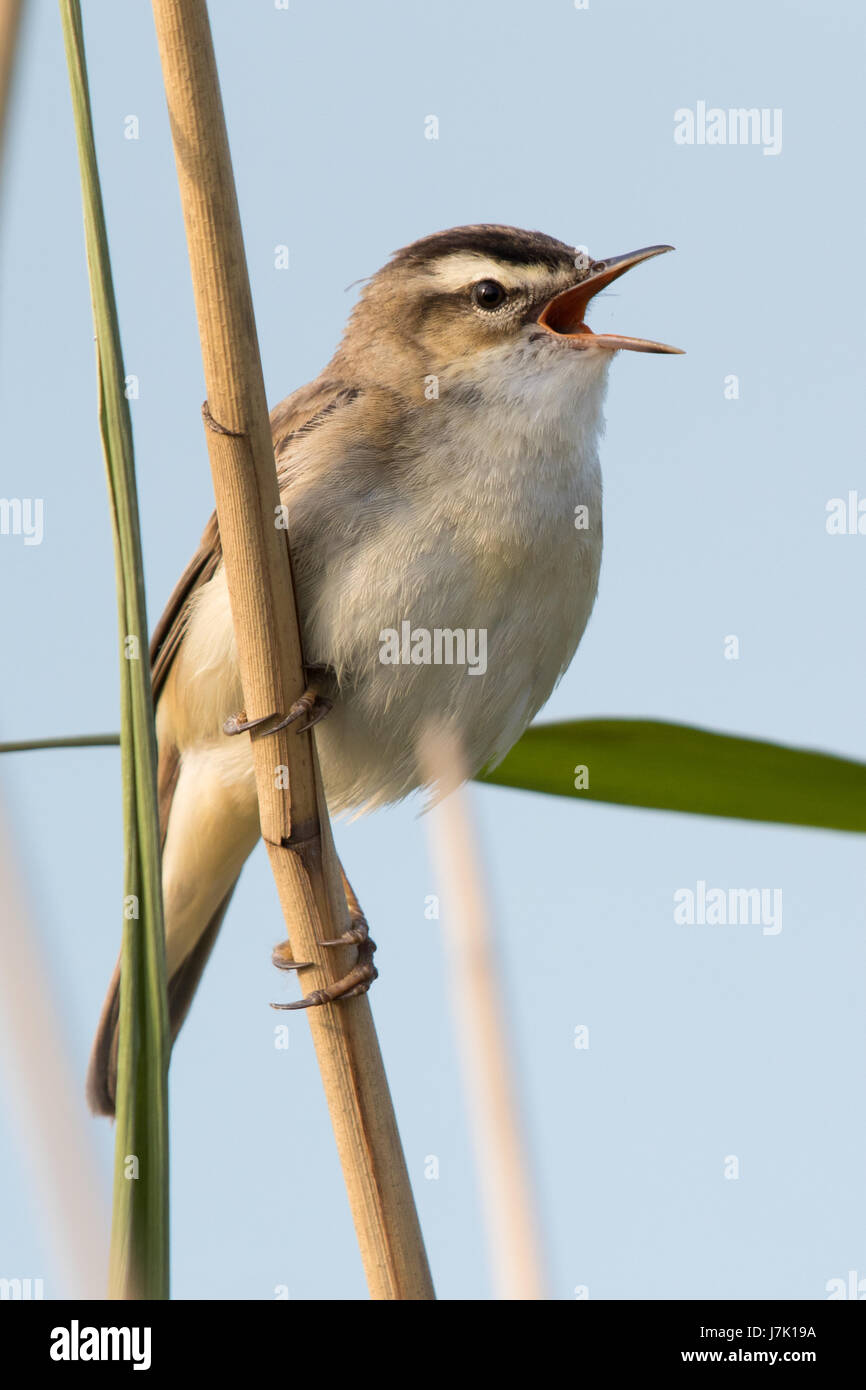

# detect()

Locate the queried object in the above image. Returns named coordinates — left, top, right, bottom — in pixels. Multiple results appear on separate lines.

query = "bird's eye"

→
left=471, top=279, right=507, bottom=310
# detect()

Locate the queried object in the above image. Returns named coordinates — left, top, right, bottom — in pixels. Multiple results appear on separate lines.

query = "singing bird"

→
left=87, top=225, right=681, bottom=1116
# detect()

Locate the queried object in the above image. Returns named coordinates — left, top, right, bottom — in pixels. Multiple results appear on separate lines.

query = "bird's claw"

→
left=317, top=924, right=373, bottom=949
left=271, top=953, right=378, bottom=1012
left=223, top=709, right=274, bottom=736
left=272, top=888, right=377, bottom=1010
left=223, top=686, right=333, bottom=738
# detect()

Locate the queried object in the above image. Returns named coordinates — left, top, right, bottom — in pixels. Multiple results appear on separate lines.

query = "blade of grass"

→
left=6, top=719, right=866, bottom=836
left=0, top=734, right=120, bottom=753
left=478, top=718, right=866, bottom=834
left=59, top=0, right=169, bottom=1300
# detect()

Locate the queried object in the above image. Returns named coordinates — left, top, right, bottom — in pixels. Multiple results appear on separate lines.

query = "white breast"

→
left=310, top=343, right=610, bottom=813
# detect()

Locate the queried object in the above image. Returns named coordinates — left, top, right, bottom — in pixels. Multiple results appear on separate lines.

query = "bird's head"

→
left=338, top=224, right=682, bottom=400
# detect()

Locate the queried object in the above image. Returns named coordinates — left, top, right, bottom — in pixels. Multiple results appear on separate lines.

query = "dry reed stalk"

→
left=149, top=0, right=433, bottom=1299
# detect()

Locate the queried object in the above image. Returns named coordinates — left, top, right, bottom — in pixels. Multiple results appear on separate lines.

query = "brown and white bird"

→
left=87, top=224, right=681, bottom=1116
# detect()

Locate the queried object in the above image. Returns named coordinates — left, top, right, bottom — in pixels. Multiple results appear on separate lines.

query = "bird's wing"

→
left=149, top=510, right=222, bottom=704
left=88, top=375, right=362, bottom=1117
left=149, top=376, right=360, bottom=705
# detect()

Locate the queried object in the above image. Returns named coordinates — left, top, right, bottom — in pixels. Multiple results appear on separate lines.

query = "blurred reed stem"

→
left=0, top=0, right=25, bottom=192
left=420, top=724, right=547, bottom=1299
left=0, top=793, right=109, bottom=1298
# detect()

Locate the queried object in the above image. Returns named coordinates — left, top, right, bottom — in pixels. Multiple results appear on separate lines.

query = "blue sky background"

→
left=1, top=0, right=864, bottom=1299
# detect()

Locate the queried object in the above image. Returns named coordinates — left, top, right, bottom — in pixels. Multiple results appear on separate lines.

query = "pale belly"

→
left=306, top=461, right=603, bottom=813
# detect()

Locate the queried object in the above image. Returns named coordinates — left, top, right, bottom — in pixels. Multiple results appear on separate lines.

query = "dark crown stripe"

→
left=391, top=224, right=576, bottom=272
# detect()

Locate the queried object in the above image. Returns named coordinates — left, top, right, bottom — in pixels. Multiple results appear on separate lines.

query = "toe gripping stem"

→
left=271, top=872, right=378, bottom=1011
left=223, top=685, right=332, bottom=739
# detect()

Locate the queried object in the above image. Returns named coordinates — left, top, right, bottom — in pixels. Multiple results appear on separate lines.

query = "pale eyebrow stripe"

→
left=425, top=253, right=562, bottom=294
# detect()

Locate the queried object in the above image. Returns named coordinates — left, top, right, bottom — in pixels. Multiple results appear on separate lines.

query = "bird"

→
left=86, top=224, right=681, bottom=1116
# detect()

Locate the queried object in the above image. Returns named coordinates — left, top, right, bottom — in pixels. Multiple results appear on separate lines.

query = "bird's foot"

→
left=271, top=879, right=378, bottom=1011
left=223, top=675, right=333, bottom=738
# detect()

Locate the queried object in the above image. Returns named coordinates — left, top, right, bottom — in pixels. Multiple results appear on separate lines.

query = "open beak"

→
left=536, top=245, right=683, bottom=354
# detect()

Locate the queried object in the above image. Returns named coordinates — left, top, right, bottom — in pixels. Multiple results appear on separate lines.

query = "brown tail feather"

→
left=85, top=887, right=237, bottom=1118
left=86, top=507, right=239, bottom=1118
left=85, top=960, right=122, bottom=1117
